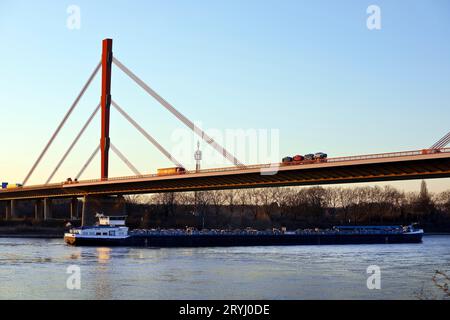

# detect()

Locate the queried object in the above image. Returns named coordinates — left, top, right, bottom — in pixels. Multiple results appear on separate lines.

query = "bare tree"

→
left=153, top=192, right=177, bottom=218
left=434, top=190, right=450, bottom=214
left=124, top=194, right=148, bottom=205
left=337, top=187, right=354, bottom=224
left=209, top=190, right=226, bottom=216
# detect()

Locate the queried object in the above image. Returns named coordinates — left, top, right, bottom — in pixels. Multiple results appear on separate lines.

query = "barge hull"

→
left=65, top=233, right=423, bottom=247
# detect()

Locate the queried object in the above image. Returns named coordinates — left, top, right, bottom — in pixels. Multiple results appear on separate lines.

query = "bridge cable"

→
left=76, top=144, right=100, bottom=180
left=110, top=143, right=142, bottom=176
left=112, top=57, right=245, bottom=168
left=430, top=134, right=448, bottom=149
left=111, top=100, right=184, bottom=168
left=431, top=131, right=450, bottom=149
left=45, top=103, right=101, bottom=184
left=441, top=135, right=450, bottom=148
left=436, top=135, right=450, bottom=148
left=431, top=131, right=450, bottom=148
left=23, top=61, right=102, bottom=186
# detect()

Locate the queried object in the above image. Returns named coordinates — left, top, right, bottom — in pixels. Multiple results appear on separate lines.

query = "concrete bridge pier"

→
left=5, top=201, right=11, bottom=220
left=11, top=200, right=16, bottom=218
left=81, top=195, right=127, bottom=226
left=70, top=198, right=79, bottom=220
left=81, top=196, right=94, bottom=227
left=4, top=200, right=17, bottom=220
left=43, top=198, right=52, bottom=220
left=34, top=199, right=44, bottom=220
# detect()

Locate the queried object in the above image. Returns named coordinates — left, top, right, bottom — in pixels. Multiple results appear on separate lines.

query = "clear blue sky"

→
left=0, top=0, right=449, bottom=192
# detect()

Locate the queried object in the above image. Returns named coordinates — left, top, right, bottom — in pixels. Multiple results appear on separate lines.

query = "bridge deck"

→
left=1, top=148, right=450, bottom=200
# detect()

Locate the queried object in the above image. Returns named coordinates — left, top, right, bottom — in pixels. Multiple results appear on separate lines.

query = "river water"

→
left=0, top=235, right=449, bottom=299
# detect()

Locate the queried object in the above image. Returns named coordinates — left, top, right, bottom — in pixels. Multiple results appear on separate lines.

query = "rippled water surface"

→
left=0, top=235, right=449, bottom=299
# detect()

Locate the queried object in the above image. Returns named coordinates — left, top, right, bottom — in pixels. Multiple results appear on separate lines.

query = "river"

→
left=0, top=235, right=449, bottom=299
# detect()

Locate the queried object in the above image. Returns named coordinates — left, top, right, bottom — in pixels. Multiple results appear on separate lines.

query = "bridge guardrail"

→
left=2, top=147, right=449, bottom=191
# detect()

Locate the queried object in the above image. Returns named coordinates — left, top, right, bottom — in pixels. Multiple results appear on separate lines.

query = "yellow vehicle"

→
left=157, top=167, right=186, bottom=176
left=3, top=183, right=23, bottom=189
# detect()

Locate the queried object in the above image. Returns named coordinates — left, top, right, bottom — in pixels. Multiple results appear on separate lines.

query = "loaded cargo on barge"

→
left=64, top=215, right=424, bottom=247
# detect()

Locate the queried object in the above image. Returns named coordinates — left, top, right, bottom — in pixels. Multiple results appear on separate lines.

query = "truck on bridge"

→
left=1, top=182, right=23, bottom=189
left=157, top=167, right=186, bottom=176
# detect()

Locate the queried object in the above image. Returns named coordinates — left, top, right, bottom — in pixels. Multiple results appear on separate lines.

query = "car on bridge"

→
left=63, top=178, right=79, bottom=185
left=421, top=149, right=441, bottom=155
left=282, top=152, right=328, bottom=165
left=314, top=152, right=328, bottom=160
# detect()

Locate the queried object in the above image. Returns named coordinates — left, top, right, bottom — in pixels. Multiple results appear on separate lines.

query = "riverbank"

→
left=0, top=234, right=62, bottom=238
left=0, top=225, right=65, bottom=238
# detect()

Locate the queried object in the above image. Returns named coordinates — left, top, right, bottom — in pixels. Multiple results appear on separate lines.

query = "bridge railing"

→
left=182, top=147, right=450, bottom=175
left=2, top=147, right=450, bottom=190
left=55, top=147, right=450, bottom=185
left=327, top=148, right=450, bottom=163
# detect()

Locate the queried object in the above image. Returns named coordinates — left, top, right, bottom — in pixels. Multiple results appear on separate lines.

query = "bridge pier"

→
left=70, top=198, right=79, bottom=220
left=4, top=200, right=18, bottom=220
left=10, top=200, right=17, bottom=218
left=81, top=196, right=94, bottom=226
left=43, top=198, right=52, bottom=220
left=81, top=195, right=127, bottom=226
left=5, top=201, right=11, bottom=220
left=34, top=199, right=44, bottom=220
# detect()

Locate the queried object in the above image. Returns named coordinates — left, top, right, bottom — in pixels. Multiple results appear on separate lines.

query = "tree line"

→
left=125, top=181, right=450, bottom=232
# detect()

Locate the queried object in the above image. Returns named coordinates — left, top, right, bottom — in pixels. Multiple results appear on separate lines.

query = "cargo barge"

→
left=64, top=215, right=423, bottom=247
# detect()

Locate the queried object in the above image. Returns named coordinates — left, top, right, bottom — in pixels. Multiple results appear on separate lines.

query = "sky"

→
left=0, top=0, right=449, bottom=192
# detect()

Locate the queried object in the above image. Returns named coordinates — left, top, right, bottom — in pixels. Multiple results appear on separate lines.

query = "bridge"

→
left=1, top=39, right=450, bottom=225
